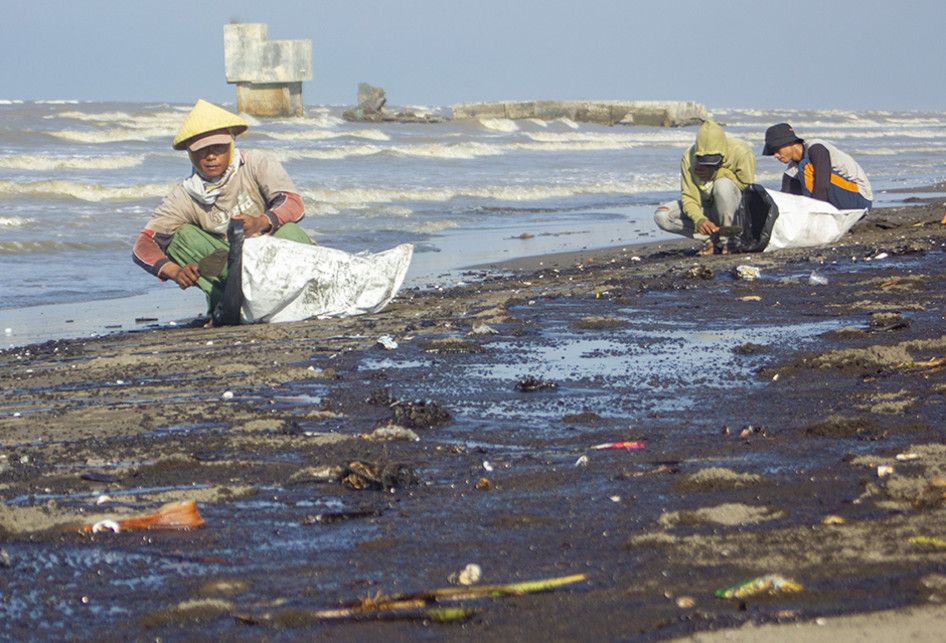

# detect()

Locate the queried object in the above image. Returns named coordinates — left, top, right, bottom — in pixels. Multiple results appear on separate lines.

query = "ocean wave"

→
left=524, top=130, right=694, bottom=145
left=48, top=127, right=176, bottom=144
left=478, top=118, right=519, bottom=132
left=35, top=99, right=80, bottom=105
left=0, top=216, right=34, bottom=228
left=300, top=176, right=677, bottom=207
left=267, top=128, right=391, bottom=142
left=527, top=118, right=549, bottom=128
left=556, top=117, right=580, bottom=129
left=0, top=154, right=144, bottom=171
left=0, top=99, right=25, bottom=105
left=0, top=179, right=171, bottom=202
left=281, top=136, right=690, bottom=162
left=0, top=239, right=124, bottom=255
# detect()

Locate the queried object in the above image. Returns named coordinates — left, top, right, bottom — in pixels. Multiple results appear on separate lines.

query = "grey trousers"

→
left=653, top=177, right=742, bottom=241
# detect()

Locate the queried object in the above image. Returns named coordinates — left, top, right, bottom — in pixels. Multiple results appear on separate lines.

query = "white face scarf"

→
left=181, top=147, right=240, bottom=206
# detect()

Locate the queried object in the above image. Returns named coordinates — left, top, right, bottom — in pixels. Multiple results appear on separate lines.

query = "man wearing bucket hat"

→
left=763, top=122, right=872, bottom=210
left=133, top=99, right=311, bottom=312
left=654, top=120, right=756, bottom=255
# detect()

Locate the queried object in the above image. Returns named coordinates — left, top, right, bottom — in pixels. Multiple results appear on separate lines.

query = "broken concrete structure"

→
left=224, top=23, right=312, bottom=117
left=451, top=100, right=708, bottom=127
left=342, top=83, right=446, bottom=124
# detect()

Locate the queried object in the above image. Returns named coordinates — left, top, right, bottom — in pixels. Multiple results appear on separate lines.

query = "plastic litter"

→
left=361, top=425, right=420, bottom=442
left=877, top=465, right=894, bottom=477
left=715, top=574, right=803, bottom=599
left=575, top=455, right=589, bottom=467
left=590, top=441, right=645, bottom=450
left=449, top=563, right=482, bottom=586
left=909, top=536, right=946, bottom=549
left=733, top=265, right=760, bottom=281
left=80, top=500, right=204, bottom=533
left=377, top=335, right=398, bottom=350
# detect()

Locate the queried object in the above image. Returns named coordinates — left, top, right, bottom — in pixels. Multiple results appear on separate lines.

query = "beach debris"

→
left=808, top=271, right=829, bottom=286
left=715, top=574, right=803, bottom=600
left=303, top=509, right=381, bottom=525
left=631, top=256, right=642, bottom=262
left=941, top=211, right=946, bottom=225
left=80, top=472, right=121, bottom=483
left=80, top=500, right=205, bottom=534
left=909, top=536, right=946, bottom=549
left=468, top=323, right=499, bottom=336
left=684, top=265, right=714, bottom=280
left=222, top=390, right=234, bottom=400
left=361, top=424, right=420, bottom=442
left=877, top=465, right=895, bottom=478
left=896, top=452, right=921, bottom=462
left=234, top=573, right=586, bottom=624
left=391, top=399, right=451, bottom=429
left=739, top=295, right=762, bottom=302
left=0, top=548, right=11, bottom=569
left=591, top=441, right=645, bottom=451
left=287, top=465, right=346, bottom=485
left=822, top=515, right=846, bottom=525
left=92, top=520, right=122, bottom=534
left=475, top=477, right=491, bottom=490
left=609, top=495, right=621, bottom=503
left=575, top=455, right=589, bottom=467
left=675, top=596, right=696, bottom=609
left=515, top=376, right=557, bottom=392
left=421, top=337, right=484, bottom=353
left=95, top=495, right=112, bottom=506
left=899, top=356, right=946, bottom=371
left=449, top=563, right=482, bottom=586
left=377, top=335, right=398, bottom=350
left=739, top=425, right=768, bottom=439
left=733, top=265, right=760, bottom=281
left=870, top=312, right=911, bottom=331
left=482, top=460, right=494, bottom=472
left=342, top=460, right=418, bottom=491
left=871, top=252, right=889, bottom=261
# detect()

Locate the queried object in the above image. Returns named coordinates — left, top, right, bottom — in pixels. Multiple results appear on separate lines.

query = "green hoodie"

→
left=680, top=120, right=756, bottom=226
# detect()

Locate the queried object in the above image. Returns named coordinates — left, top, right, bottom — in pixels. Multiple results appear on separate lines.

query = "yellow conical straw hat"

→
left=172, top=99, right=249, bottom=150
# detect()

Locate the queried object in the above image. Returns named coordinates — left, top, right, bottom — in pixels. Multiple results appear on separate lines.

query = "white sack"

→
left=240, top=237, right=413, bottom=323
left=764, top=190, right=867, bottom=252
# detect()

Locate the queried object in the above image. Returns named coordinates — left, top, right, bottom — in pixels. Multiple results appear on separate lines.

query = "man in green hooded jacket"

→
left=654, top=120, right=756, bottom=254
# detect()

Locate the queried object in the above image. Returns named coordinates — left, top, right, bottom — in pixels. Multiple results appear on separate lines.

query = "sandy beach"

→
left=1, top=194, right=945, bottom=639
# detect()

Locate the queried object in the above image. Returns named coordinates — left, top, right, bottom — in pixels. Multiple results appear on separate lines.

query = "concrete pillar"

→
left=224, top=23, right=312, bottom=117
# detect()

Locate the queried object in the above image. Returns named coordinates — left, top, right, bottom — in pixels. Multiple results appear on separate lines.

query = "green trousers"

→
left=166, top=222, right=312, bottom=313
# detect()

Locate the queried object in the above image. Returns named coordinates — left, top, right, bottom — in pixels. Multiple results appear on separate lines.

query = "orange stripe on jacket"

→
left=803, top=163, right=860, bottom=194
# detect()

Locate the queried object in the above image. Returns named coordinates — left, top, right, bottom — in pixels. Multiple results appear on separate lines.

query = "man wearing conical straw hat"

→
left=133, top=99, right=311, bottom=312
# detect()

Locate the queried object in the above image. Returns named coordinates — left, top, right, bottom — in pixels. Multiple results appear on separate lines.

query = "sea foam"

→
left=0, top=154, right=144, bottom=171
left=0, top=179, right=171, bottom=202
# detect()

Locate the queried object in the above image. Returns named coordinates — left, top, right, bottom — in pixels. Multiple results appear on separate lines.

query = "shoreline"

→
left=1, top=203, right=658, bottom=348
left=1, top=193, right=945, bottom=639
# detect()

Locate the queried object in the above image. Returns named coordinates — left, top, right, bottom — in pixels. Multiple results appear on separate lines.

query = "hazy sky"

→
left=3, top=0, right=945, bottom=111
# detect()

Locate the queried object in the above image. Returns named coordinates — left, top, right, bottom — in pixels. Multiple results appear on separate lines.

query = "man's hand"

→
left=162, top=262, right=200, bottom=289
left=232, top=214, right=272, bottom=238
left=697, top=219, right=720, bottom=236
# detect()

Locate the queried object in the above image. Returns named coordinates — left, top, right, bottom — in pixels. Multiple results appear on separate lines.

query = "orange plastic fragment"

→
left=590, top=441, right=645, bottom=450
left=80, top=500, right=205, bottom=533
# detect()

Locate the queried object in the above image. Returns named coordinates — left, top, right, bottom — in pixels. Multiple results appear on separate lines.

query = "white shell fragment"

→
left=91, top=520, right=121, bottom=534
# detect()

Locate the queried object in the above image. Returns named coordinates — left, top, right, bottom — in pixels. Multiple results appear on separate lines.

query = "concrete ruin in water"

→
left=224, top=23, right=312, bottom=117
left=452, top=100, right=707, bottom=127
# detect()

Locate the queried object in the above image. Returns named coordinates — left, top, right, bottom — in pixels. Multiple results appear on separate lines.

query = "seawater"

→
left=1, top=101, right=944, bottom=343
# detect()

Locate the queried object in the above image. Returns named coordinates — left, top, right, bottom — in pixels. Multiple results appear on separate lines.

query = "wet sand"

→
left=1, top=196, right=945, bottom=639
